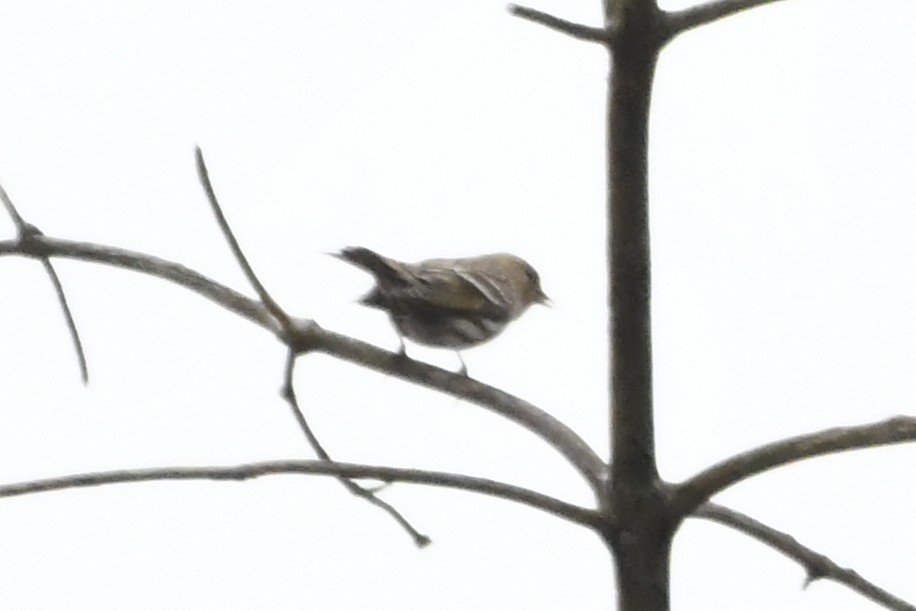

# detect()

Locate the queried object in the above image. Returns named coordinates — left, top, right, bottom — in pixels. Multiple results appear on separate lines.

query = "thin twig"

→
left=194, top=146, right=293, bottom=331
left=38, top=258, right=88, bottom=383
left=0, top=461, right=602, bottom=527
left=662, top=0, right=791, bottom=40
left=0, top=182, right=25, bottom=227
left=696, top=503, right=915, bottom=611
left=675, top=417, right=916, bottom=515
left=509, top=5, right=611, bottom=44
left=0, top=182, right=89, bottom=383
left=0, top=235, right=607, bottom=491
left=282, top=350, right=431, bottom=546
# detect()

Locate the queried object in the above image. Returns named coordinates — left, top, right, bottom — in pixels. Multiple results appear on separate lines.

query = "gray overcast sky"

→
left=0, top=1, right=914, bottom=609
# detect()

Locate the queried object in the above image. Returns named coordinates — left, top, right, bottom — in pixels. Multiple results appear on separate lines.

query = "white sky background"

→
left=0, top=0, right=913, bottom=609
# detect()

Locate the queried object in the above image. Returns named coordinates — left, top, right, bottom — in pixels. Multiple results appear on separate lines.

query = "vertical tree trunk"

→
left=605, top=1, right=672, bottom=609
left=608, top=15, right=660, bottom=487
left=608, top=524, right=673, bottom=611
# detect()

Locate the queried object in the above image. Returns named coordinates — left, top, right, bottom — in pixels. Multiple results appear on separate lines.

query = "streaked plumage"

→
left=335, top=247, right=548, bottom=373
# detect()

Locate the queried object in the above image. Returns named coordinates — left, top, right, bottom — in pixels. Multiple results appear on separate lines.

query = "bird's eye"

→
left=524, top=265, right=540, bottom=285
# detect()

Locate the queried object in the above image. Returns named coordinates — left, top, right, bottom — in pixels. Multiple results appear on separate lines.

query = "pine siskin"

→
left=335, top=247, right=548, bottom=374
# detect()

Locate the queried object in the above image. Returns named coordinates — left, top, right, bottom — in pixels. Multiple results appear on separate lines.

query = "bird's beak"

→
left=536, top=288, right=551, bottom=307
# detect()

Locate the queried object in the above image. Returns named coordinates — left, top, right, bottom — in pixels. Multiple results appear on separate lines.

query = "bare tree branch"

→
left=695, top=503, right=916, bottom=611
left=509, top=5, right=611, bottom=44
left=0, top=461, right=602, bottom=528
left=0, top=182, right=89, bottom=383
left=662, top=0, right=791, bottom=39
left=1, top=236, right=276, bottom=327
left=194, top=146, right=293, bottom=331
left=297, top=320, right=609, bottom=493
left=674, top=417, right=916, bottom=515
left=281, top=350, right=431, bottom=546
left=0, top=235, right=607, bottom=492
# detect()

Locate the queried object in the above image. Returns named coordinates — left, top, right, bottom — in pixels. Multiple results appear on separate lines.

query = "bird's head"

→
left=479, top=254, right=550, bottom=313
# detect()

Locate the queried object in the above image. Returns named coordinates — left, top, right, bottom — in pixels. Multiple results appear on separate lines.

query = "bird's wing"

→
left=402, top=267, right=508, bottom=318
left=452, top=269, right=512, bottom=310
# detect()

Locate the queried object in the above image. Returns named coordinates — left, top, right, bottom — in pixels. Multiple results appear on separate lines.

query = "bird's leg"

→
left=456, top=352, right=468, bottom=377
left=395, top=334, right=409, bottom=361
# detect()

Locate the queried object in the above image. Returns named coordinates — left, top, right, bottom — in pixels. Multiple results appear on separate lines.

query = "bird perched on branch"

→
left=334, top=247, right=549, bottom=375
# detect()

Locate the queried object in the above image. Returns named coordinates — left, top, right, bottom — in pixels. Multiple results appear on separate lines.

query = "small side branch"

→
left=0, top=461, right=602, bottom=528
left=663, top=0, right=791, bottom=39
left=509, top=5, right=611, bottom=44
left=282, top=350, right=430, bottom=546
left=37, top=257, right=88, bottom=382
left=674, top=417, right=916, bottom=515
left=0, top=183, right=26, bottom=227
left=696, top=503, right=916, bottom=611
left=0, top=182, right=89, bottom=383
left=194, top=147, right=293, bottom=331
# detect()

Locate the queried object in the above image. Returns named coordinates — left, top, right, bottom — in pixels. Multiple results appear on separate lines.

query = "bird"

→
left=334, top=247, right=548, bottom=375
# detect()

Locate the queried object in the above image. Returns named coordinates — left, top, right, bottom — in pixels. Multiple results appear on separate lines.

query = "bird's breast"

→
left=392, top=312, right=507, bottom=349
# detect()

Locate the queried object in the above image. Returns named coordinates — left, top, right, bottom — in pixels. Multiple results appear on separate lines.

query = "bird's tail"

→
left=334, top=247, right=405, bottom=285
